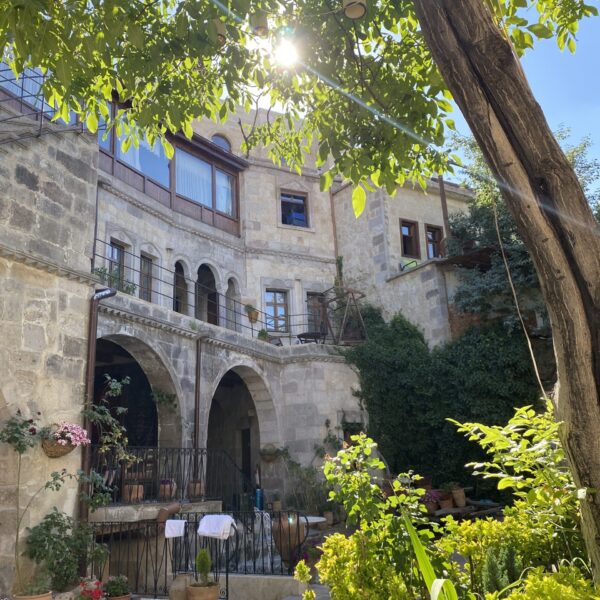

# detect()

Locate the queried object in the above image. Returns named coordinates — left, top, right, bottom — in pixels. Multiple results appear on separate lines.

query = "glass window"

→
left=211, top=134, right=232, bottom=152
left=281, top=192, right=308, bottom=227
left=176, top=148, right=212, bottom=207
left=108, top=242, right=125, bottom=289
left=401, top=220, right=419, bottom=258
left=216, top=170, right=234, bottom=216
left=306, top=292, right=326, bottom=332
left=140, top=254, right=153, bottom=302
left=265, top=289, right=288, bottom=332
left=426, top=225, right=443, bottom=259
left=116, top=134, right=170, bottom=188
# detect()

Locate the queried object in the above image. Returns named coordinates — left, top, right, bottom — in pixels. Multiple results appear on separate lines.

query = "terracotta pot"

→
left=272, top=514, right=306, bottom=565
left=107, top=594, right=132, bottom=600
left=186, top=583, right=219, bottom=600
left=14, top=593, right=52, bottom=600
left=452, top=487, right=467, bottom=508
left=424, top=500, right=439, bottom=514
left=159, top=482, right=177, bottom=501
left=272, top=500, right=282, bottom=512
left=247, top=309, right=259, bottom=324
left=122, top=483, right=144, bottom=503
left=343, top=0, right=367, bottom=19
left=188, top=481, right=204, bottom=500
left=438, top=496, right=454, bottom=510
left=323, top=511, right=334, bottom=526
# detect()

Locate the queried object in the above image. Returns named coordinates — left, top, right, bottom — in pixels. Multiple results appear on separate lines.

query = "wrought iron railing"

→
left=91, top=447, right=255, bottom=511
left=92, top=238, right=366, bottom=344
left=89, top=511, right=310, bottom=596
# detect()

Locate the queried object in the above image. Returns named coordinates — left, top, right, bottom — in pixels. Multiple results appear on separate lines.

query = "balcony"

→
left=92, top=238, right=367, bottom=346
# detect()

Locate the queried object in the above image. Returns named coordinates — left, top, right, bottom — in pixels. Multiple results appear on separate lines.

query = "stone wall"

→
left=0, top=115, right=98, bottom=592
left=332, top=179, right=470, bottom=346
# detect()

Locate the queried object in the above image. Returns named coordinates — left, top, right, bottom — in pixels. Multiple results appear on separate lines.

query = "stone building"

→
left=0, top=69, right=468, bottom=592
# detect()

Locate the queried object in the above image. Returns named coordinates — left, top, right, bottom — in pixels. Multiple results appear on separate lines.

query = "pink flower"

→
left=51, top=422, right=91, bottom=447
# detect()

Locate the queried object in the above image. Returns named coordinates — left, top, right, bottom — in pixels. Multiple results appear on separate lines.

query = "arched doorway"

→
left=94, top=339, right=158, bottom=447
left=196, top=264, right=219, bottom=325
left=173, top=261, right=188, bottom=314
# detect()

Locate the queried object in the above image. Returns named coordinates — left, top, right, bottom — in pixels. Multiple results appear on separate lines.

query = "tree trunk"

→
left=412, top=0, right=600, bottom=577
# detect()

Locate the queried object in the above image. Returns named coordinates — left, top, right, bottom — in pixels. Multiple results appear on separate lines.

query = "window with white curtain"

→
left=215, top=169, right=234, bottom=216
left=116, top=135, right=170, bottom=187
left=176, top=148, right=212, bottom=207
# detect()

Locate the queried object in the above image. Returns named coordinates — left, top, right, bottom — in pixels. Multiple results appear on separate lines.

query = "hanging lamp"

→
left=213, top=19, right=226, bottom=46
left=250, top=12, right=269, bottom=37
left=343, top=0, right=367, bottom=19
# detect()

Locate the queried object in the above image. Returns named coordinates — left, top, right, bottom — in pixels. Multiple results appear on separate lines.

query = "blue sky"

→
left=452, top=16, right=600, bottom=164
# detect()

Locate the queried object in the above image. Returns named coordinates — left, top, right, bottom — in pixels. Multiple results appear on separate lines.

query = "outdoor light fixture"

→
left=250, top=12, right=269, bottom=37
left=343, top=0, right=367, bottom=19
left=213, top=19, right=226, bottom=47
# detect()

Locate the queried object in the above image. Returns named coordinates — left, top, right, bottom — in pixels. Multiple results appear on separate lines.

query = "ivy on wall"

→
left=345, top=308, right=540, bottom=488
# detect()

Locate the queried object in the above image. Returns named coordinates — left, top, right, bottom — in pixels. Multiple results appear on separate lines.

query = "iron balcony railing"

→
left=92, top=238, right=367, bottom=344
left=91, top=447, right=255, bottom=511
left=89, top=511, right=310, bottom=596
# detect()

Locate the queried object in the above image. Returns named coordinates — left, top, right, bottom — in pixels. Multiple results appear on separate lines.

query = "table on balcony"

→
left=297, top=332, right=326, bottom=344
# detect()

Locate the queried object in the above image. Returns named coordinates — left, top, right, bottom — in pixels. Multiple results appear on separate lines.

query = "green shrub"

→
left=194, top=548, right=212, bottom=586
left=345, top=310, right=539, bottom=487
left=26, top=509, right=106, bottom=592
left=492, top=566, right=600, bottom=600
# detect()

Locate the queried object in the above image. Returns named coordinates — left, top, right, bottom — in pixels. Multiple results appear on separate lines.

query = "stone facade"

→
left=333, top=180, right=471, bottom=346
left=0, top=95, right=468, bottom=593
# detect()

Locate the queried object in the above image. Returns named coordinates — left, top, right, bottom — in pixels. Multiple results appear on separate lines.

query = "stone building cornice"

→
left=98, top=301, right=345, bottom=365
left=0, top=242, right=95, bottom=285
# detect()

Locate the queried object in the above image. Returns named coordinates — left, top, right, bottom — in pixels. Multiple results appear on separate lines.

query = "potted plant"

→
left=244, top=303, right=259, bottom=324
left=159, top=477, right=178, bottom=501
left=103, top=575, right=131, bottom=600
left=187, top=479, right=204, bottom=500
left=422, top=489, right=442, bottom=514
left=75, top=579, right=103, bottom=600
left=186, top=548, right=219, bottom=600
left=257, top=328, right=269, bottom=341
left=439, top=483, right=456, bottom=509
left=122, top=478, right=145, bottom=503
left=272, top=491, right=282, bottom=513
left=448, top=481, right=467, bottom=508
left=14, top=574, right=52, bottom=600
left=40, top=421, right=91, bottom=458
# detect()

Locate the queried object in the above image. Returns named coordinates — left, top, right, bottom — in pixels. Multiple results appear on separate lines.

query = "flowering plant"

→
left=42, top=422, right=91, bottom=447
left=76, top=579, right=104, bottom=600
left=103, top=575, right=130, bottom=597
left=0, top=409, right=40, bottom=454
left=423, top=489, right=442, bottom=503
left=302, top=538, right=322, bottom=562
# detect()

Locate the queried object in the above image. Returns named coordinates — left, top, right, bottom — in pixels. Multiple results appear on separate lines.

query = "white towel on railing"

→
left=197, top=514, right=236, bottom=540
left=165, top=519, right=186, bottom=539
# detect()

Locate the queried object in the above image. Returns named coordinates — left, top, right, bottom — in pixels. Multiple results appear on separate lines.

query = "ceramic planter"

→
left=451, top=487, right=467, bottom=508
left=438, top=496, right=454, bottom=510
left=159, top=482, right=177, bottom=501
left=186, top=583, right=219, bottom=600
left=15, top=593, right=52, bottom=600
left=187, top=481, right=204, bottom=500
left=272, top=500, right=282, bottom=512
left=122, top=483, right=144, bottom=503
left=246, top=309, right=259, bottom=324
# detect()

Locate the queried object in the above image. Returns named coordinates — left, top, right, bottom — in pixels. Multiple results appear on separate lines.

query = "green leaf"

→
left=85, top=112, right=98, bottom=133
left=352, top=185, right=366, bottom=218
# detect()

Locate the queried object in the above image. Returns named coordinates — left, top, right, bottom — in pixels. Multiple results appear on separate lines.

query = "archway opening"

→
left=196, top=264, right=219, bottom=325
left=173, top=261, right=188, bottom=314
left=94, top=339, right=157, bottom=447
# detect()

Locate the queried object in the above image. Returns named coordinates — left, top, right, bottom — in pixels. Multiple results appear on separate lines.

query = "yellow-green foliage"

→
left=486, top=566, right=600, bottom=600
left=317, top=532, right=409, bottom=599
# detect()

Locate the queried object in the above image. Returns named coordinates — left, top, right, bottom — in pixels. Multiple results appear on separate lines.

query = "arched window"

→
left=173, top=261, right=188, bottom=314
left=211, top=134, right=232, bottom=153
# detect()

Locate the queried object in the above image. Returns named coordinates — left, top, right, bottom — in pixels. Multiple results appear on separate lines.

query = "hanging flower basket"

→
left=42, top=438, right=75, bottom=458
left=40, top=421, right=90, bottom=458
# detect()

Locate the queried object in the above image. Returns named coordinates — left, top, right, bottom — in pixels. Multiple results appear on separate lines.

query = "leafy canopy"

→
left=1, top=0, right=597, bottom=204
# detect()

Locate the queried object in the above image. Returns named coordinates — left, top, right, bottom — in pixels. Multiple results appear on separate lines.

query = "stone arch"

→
left=207, top=361, right=280, bottom=449
left=97, top=333, right=183, bottom=447
left=192, top=260, right=223, bottom=292
left=195, top=263, right=220, bottom=325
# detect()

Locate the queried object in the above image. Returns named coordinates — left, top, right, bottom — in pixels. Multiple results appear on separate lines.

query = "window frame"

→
left=97, top=103, right=245, bottom=236
left=139, top=253, right=154, bottom=302
left=280, top=189, right=310, bottom=229
left=400, top=219, right=421, bottom=259
left=265, top=289, right=289, bottom=333
left=108, top=241, right=125, bottom=290
left=306, top=292, right=326, bottom=333
left=425, top=224, right=444, bottom=259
